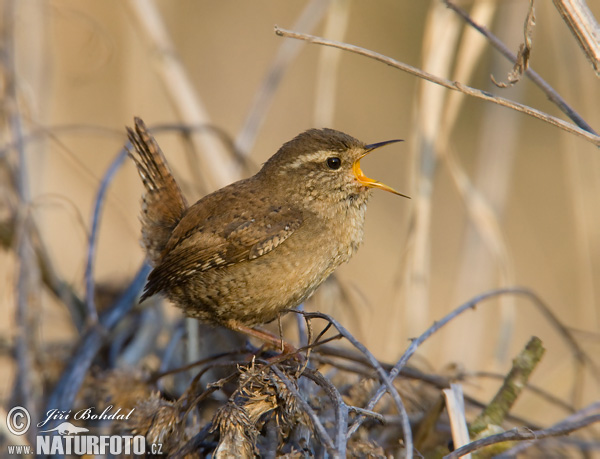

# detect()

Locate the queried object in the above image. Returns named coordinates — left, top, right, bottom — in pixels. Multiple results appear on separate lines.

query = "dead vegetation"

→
left=9, top=283, right=596, bottom=456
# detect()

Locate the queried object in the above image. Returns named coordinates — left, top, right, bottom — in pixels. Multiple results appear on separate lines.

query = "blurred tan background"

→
left=1, top=0, right=599, bottom=428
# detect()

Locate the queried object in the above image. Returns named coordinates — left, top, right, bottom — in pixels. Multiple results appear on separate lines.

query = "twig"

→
left=470, top=336, right=545, bottom=436
left=301, top=367, right=349, bottom=455
left=151, top=349, right=250, bottom=383
left=84, top=147, right=129, bottom=325
left=472, top=371, right=575, bottom=414
left=183, top=370, right=240, bottom=419
left=445, top=414, right=600, bottom=458
left=308, top=353, right=376, bottom=379
left=347, top=287, right=597, bottom=437
left=274, top=26, right=600, bottom=146
left=313, top=344, right=549, bottom=429
left=270, top=365, right=336, bottom=455
left=315, top=344, right=452, bottom=389
left=44, top=263, right=150, bottom=418
left=298, top=312, right=413, bottom=457
left=303, top=334, right=343, bottom=353
left=0, top=217, right=87, bottom=330
left=348, top=288, right=510, bottom=437
left=443, top=0, right=597, bottom=134
left=347, top=406, right=386, bottom=424
left=500, top=401, right=600, bottom=456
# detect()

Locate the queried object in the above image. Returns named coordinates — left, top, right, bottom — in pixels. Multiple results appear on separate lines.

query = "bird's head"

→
left=260, top=128, right=408, bottom=208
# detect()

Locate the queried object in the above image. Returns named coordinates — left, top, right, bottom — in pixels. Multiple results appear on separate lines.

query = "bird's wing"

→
left=141, top=204, right=303, bottom=300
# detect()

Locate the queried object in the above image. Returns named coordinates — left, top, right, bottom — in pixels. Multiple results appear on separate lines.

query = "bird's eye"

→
left=326, top=157, right=342, bottom=170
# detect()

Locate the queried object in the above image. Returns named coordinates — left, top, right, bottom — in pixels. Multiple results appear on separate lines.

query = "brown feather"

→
left=127, top=118, right=187, bottom=265
left=141, top=202, right=303, bottom=301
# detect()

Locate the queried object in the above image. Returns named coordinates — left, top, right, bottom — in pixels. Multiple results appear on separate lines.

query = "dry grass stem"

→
left=443, top=384, right=472, bottom=459
left=124, top=0, right=237, bottom=189
left=434, top=0, right=517, bottom=364
left=314, top=0, right=351, bottom=127
left=553, top=0, right=600, bottom=76
left=4, top=0, right=42, bottom=445
left=403, top=1, right=463, bottom=336
left=235, top=0, right=331, bottom=155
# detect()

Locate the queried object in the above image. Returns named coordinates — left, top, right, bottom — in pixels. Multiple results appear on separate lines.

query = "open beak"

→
left=352, top=139, right=410, bottom=198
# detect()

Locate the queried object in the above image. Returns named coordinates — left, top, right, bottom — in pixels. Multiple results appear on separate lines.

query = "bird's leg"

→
left=225, top=320, right=299, bottom=355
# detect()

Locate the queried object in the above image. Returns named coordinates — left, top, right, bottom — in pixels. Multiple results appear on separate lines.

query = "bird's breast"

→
left=306, top=198, right=369, bottom=267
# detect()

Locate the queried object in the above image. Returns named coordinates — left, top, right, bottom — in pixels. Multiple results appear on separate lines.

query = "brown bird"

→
left=127, top=117, right=407, bottom=350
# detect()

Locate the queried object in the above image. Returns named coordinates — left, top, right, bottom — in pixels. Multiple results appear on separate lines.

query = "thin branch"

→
left=308, top=353, right=376, bottom=379
left=500, top=401, right=600, bottom=456
left=301, top=367, right=349, bottom=455
left=150, top=349, right=250, bottom=383
left=445, top=414, right=600, bottom=458
left=348, top=288, right=515, bottom=437
left=270, top=365, right=336, bottom=455
left=84, top=147, right=129, bottom=325
left=443, top=0, right=597, bottom=134
left=347, top=406, right=386, bottom=424
left=472, top=371, right=575, bottom=414
left=298, top=312, right=413, bottom=456
left=44, top=263, right=150, bottom=419
left=313, top=344, right=555, bottom=430
left=274, top=26, right=600, bottom=147
left=347, top=287, right=598, bottom=437
left=470, top=336, right=546, bottom=435
left=0, top=217, right=86, bottom=330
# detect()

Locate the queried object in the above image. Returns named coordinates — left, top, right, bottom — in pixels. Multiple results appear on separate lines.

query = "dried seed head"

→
left=129, top=392, right=182, bottom=453
left=212, top=403, right=257, bottom=458
left=99, top=368, right=152, bottom=410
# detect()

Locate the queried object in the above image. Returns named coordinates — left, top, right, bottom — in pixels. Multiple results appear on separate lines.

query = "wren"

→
left=127, top=117, right=407, bottom=348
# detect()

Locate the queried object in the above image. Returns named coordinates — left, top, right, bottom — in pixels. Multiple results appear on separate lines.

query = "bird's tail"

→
left=127, top=117, right=187, bottom=266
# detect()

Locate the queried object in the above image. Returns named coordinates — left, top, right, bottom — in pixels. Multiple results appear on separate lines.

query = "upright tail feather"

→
left=127, top=117, right=187, bottom=266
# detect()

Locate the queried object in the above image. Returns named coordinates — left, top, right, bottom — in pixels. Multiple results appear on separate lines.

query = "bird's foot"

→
left=226, top=321, right=305, bottom=362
